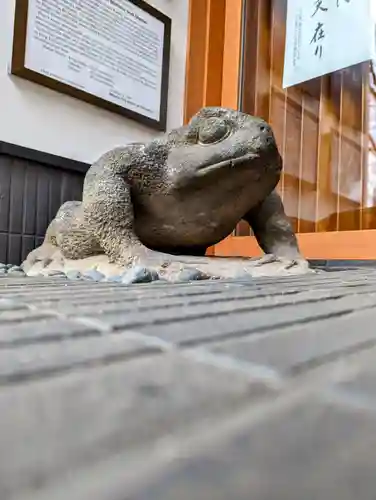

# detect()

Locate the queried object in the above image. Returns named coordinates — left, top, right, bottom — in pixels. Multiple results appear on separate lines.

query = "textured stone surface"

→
left=1, top=269, right=376, bottom=499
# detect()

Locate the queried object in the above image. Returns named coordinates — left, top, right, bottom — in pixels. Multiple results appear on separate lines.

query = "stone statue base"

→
left=22, top=243, right=315, bottom=283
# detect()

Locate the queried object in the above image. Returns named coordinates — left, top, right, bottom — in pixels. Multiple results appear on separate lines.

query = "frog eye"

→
left=198, top=118, right=231, bottom=145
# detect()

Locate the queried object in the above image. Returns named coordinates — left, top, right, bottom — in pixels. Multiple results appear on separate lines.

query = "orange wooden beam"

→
left=213, top=231, right=376, bottom=260
left=221, top=0, right=243, bottom=109
left=184, top=0, right=226, bottom=123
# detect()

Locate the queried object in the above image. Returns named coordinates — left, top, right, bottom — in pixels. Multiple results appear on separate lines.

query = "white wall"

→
left=0, top=0, right=189, bottom=163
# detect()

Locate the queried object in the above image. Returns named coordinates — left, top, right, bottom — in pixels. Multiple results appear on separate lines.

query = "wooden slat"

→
left=221, top=0, right=243, bottom=110
left=270, top=0, right=289, bottom=199
left=363, top=63, right=376, bottom=230
left=184, top=0, right=227, bottom=123
left=203, top=0, right=226, bottom=107
left=183, top=0, right=209, bottom=123
left=338, top=67, right=363, bottom=231
left=315, top=77, right=335, bottom=233
left=359, top=62, right=368, bottom=230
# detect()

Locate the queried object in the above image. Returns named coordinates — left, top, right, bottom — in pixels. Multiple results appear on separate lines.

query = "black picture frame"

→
left=11, top=0, right=171, bottom=131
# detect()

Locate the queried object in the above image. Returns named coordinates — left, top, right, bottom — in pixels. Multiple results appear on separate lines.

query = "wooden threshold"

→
left=213, top=231, right=376, bottom=260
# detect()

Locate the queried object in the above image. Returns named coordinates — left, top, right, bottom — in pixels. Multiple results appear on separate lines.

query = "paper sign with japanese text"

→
left=283, top=0, right=374, bottom=88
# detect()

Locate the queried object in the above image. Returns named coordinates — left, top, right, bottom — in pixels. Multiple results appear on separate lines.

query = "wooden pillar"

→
left=221, top=0, right=243, bottom=110
left=184, top=0, right=226, bottom=123
left=184, top=0, right=243, bottom=256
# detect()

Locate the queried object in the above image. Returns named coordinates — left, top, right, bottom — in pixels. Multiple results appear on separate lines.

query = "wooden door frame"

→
left=184, top=0, right=376, bottom=260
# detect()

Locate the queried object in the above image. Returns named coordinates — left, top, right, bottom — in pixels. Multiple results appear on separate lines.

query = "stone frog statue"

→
left=23, top=107, right=311, bottom=281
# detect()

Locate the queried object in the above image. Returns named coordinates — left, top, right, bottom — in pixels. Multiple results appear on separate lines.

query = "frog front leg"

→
left=74, top=172, right=211, bottom=282
left=243, top=190, right=313, bottom=275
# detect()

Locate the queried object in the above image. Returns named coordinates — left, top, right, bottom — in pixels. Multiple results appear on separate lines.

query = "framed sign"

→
left=11, top=0, right=171, bottom=131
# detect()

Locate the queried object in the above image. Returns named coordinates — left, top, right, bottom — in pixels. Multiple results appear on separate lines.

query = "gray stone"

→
left=0, top=263, right=7, bottom=270
left=65, top=270, right=82, bottom=281
left=176, top=268, right=211, bottom=282
left=82, top=269, right=105, bottom=282
left=121, top=266, right=159, bottom=285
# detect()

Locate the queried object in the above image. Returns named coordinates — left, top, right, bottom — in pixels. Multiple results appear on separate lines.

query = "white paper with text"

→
left=24, top=0, right=165, bottom=120
left=283, top=0, right=373, bottom=88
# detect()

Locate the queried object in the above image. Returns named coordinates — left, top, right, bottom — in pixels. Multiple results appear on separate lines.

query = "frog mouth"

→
left=196, top=152, right=261, bottom=176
